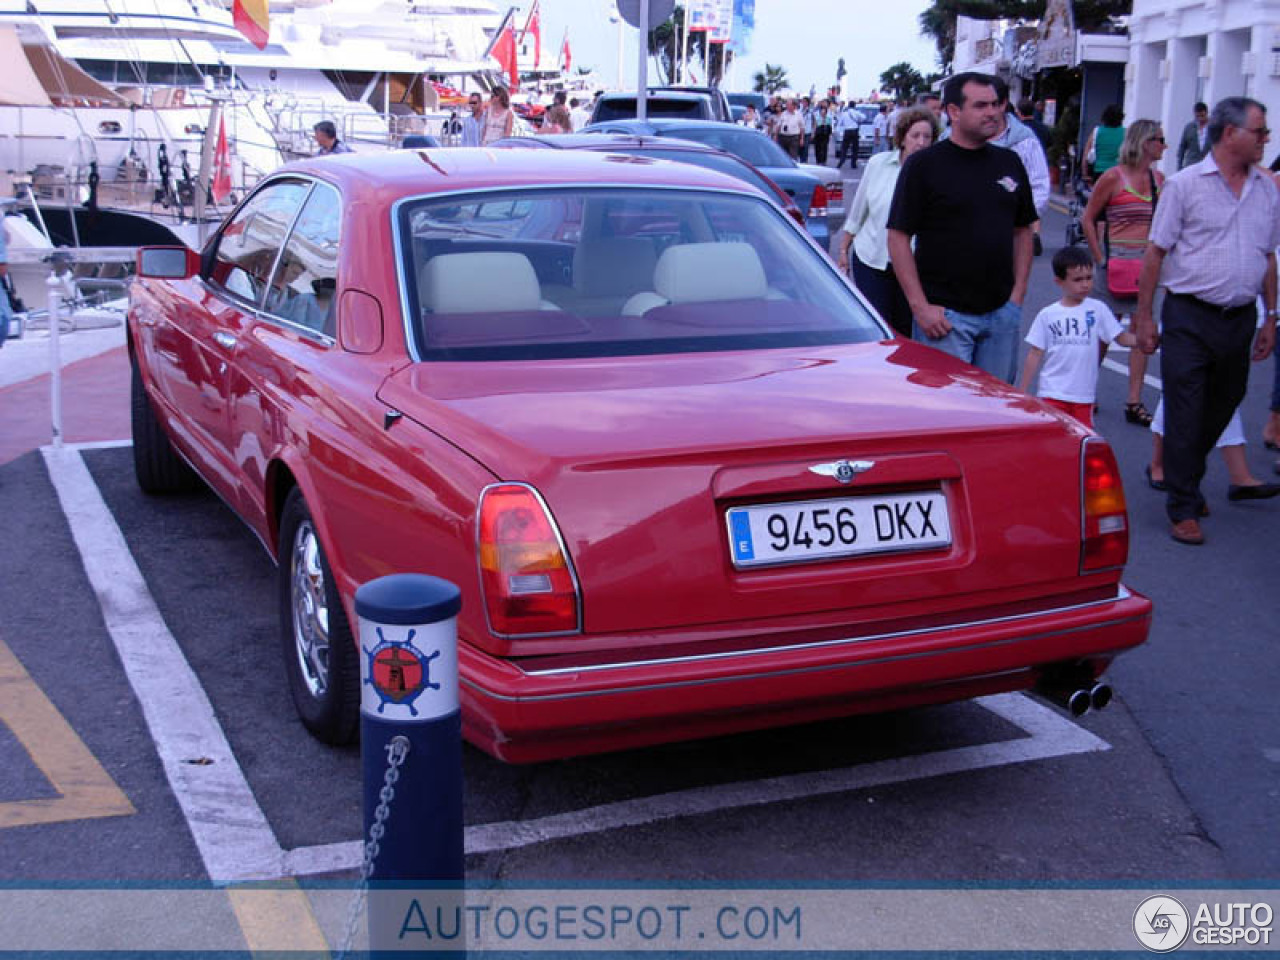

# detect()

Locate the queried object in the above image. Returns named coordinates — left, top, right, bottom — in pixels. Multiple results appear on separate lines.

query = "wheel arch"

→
left=265, top=454, right=355, bottom=621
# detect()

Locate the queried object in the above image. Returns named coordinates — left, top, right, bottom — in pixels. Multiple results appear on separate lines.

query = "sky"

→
left=529, top=1, right=941, bottom=99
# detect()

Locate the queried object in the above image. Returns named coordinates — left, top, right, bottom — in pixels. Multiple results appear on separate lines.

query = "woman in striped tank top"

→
left=1081, top=118, right=1167, bottom=427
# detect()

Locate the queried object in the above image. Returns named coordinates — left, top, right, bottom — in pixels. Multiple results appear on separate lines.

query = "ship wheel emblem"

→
left=362, top=627, right=439, bottom=715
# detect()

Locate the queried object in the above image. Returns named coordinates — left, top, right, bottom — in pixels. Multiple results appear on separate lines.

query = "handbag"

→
left=1106, top=257, right=1142, bottom=297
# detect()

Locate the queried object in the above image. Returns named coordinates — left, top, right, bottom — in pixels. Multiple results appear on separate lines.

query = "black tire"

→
left=131, top=359, right=200, bottom=494
left=278, top=488, right=359, bottom=744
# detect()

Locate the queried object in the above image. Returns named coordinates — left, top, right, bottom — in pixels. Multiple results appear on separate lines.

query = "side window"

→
left=264, top=183, right=341, bottom=337
left=208, top=180, right=310, bottom=308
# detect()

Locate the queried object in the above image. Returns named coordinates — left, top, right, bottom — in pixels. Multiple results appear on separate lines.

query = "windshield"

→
left=397, top=188, right=882, bottom=361
left=659, top=126, right=794, bottom=169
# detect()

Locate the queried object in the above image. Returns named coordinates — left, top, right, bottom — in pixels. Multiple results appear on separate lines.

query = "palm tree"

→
left=880, top=62, right=926, bottom=101
left=752, top=63, right=789, bottom=95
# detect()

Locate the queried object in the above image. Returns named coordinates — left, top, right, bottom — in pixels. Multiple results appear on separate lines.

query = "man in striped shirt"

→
left=1134, top=97, right=1280, bottom=544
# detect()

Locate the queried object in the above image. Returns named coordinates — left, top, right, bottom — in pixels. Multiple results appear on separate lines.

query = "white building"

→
left=953, top=15, right=1036, bottom=78
left=1128, top=0, right=1280, bottom=166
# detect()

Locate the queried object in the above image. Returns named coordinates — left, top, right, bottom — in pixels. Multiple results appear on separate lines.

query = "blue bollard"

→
left=355, top=573, right=464, bottom=956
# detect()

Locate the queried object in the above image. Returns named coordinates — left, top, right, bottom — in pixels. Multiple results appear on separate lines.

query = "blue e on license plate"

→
left=726, top=492, right=951, bottom=568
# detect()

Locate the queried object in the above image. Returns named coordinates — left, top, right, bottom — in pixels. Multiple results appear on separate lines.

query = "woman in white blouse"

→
left=837, top=106, right=938, bottom=336
left=480, top=86, right=514, bottom=146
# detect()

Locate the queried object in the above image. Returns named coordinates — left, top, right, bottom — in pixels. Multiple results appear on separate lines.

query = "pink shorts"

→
left=1042, top=398, right=1094, bottom=428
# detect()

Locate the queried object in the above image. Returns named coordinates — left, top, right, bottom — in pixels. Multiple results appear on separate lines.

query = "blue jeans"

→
left=0, top=279, right=12, bottom=348
left=913, top=301, right=1022, bottom=384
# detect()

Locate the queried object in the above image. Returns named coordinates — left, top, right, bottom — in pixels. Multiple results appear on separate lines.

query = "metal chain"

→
left=335, top=735, right=411, bottom=960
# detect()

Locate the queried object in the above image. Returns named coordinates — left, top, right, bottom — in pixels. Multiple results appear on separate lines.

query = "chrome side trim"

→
left=520, top=584, right=1134, bottom=678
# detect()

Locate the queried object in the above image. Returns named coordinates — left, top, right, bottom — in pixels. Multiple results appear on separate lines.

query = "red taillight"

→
left=1081, top=439, right=1128, bottom=572
left=808, top=183, right=829, bottom=217
left=477, top=484, right=580, bottom=636
left=826, top=181, right=843, bottom=206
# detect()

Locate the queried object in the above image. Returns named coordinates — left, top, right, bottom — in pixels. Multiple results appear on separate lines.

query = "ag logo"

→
left=362, top=627, right=439, bottom=716
left=1133, top=895, right=1190, bottom=952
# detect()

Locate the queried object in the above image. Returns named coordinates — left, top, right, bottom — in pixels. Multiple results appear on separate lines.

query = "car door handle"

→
left=212, top=331, right=237, bottom=350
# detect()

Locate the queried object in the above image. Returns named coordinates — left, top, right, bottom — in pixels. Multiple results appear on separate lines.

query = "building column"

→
left=1129, top=39, right=1166, bottom=129
left=1206, top=27, right=1249, bottom=104
left=1250, top=24, right=1280, bottom=167
left=1162, top=36, right=1202, bottom=171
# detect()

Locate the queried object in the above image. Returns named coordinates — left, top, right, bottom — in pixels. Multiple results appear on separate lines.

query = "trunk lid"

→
left=378, top=341, right=1092, bottom=636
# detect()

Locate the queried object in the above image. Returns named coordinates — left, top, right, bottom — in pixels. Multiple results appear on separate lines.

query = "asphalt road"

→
left=0, top=199, right=1275, bottom=900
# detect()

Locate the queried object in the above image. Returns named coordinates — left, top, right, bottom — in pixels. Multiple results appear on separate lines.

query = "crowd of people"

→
left=737, top=92, right=949, bottom=167
left=299, top=77, right=1280, bottom=547
left=848, top=72, right=1279, bottom=545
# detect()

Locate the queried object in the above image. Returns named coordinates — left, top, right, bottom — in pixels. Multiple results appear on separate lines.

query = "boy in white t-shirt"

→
left=1019, top=245, right=1135, bottom=428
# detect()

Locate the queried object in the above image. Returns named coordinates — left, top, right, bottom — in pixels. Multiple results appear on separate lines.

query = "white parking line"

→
left=48, top=443, right=1112, bottom=883
left=1102, top=355, right=1163, bottom=390
left=282, top=693, right=1108, bottom=874
left=43, top=446, right=286, bottom=886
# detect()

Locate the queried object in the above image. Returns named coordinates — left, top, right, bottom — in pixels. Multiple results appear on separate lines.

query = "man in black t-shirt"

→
left=886, top=71, right=1037, bottom=383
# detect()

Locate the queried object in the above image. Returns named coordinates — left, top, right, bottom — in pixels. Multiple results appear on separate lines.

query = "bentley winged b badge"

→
left=808, top=460, right=876, bottom=485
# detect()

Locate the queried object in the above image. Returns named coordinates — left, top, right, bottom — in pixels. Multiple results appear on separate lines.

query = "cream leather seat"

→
left=418, top=251, right=558, bottom=313
left=621, top=242, right=772, bottom=316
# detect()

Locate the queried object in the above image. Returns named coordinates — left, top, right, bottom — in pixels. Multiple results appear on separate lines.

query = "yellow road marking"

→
left=0, top=636, right=135, bottom=828
left=227, top=881, right=332, bottom=954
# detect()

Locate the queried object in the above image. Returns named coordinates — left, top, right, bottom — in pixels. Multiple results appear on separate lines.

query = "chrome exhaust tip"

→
left=1035, top=682, right=1092, bottom=717
left=1089, top=682, right=1113, bottom=712
left=1064, top=688, right=1091, bottom=717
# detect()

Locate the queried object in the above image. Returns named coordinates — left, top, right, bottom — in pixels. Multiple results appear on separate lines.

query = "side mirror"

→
left=136, top=246, right=200, bottom=280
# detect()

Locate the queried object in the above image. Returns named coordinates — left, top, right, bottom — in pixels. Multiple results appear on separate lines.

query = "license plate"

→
left=726, top=492, right=951, bottom=568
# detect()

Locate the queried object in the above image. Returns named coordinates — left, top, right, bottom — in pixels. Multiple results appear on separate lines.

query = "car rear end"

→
left=799, top=162, right=844, bottom=216
left=445, top=363, right=1148, bottom=761
left=386, top=168, right=1150, bottom=762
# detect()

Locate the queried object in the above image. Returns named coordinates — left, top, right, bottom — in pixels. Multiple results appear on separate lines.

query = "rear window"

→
left=397, top=187, right=882, bottom=361
left=612, top=149, right=781, bottom=204
left=663, top=127, right=794, bottom=169
left=592, top=97, right=711, bottom=123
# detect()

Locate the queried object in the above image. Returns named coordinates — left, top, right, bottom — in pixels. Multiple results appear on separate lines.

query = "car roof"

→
left=493, top=133, right=726, bottom=153
left=597, top=90, right=711, bottom=103
left=587, top=117, right=739, bottom=133
left=280, top=147, right=754, bottom=203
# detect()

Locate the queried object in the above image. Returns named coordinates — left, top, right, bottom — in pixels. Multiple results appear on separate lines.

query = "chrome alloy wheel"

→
left=290, top=518, right=331, bottom=698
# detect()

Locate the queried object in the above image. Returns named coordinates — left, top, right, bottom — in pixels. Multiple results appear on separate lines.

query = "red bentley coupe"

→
left=128, top=149, right=1151, bottom=762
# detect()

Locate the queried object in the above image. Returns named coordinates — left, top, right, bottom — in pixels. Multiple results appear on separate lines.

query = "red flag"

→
left=232, top=0, right=269, bottom=50
left=561, top=30, right=571, bottom=73
left=492, top=20, right=518, bottom=88
left=520, top=0, right=541, bottom=69
left=211, top=117, right=232, bottom=203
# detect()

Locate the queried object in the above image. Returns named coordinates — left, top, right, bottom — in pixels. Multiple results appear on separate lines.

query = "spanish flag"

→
left=233, top=0, right=269, bottom=50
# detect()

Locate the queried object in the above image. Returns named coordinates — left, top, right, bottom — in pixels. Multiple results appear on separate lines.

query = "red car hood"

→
left=378, top=341, right=1094, bottom=637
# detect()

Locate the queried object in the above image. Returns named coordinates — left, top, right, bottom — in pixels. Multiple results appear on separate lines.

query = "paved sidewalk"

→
left=0, top=344, right=129, bottom=465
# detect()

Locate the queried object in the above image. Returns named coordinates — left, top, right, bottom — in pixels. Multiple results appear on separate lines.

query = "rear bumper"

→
left=459, top=586, right=1151, bottom=762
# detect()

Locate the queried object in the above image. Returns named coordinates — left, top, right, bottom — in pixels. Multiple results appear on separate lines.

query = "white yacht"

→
left=0, top=0, right=508, bottom=246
